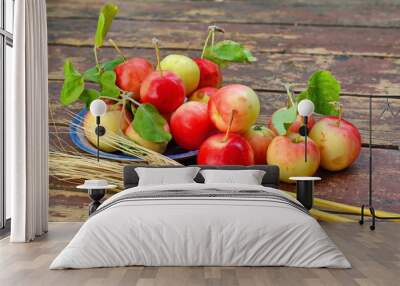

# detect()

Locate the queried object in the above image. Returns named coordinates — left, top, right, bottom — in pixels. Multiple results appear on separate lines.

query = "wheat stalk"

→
left=49, top=151, right=127, bottom=190
left=49, top=107, right=181, bottom=193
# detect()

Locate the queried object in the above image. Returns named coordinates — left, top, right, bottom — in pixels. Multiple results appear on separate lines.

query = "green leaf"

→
left=59, top=59, right=85, bottom=106
left=102, top=57, right=124, bottom=70
left=202, top=51, right=229, bottom=68
left=272, top=104, right=298, bottom=135
left=243, top=49, right=257, bottom=62
left=82, top=67, right=100, bottom=83
left=204, top=40, right=257, bottom=68
left=297, top=70, right=341, bottom=116
left=133, top=104, right=172, bottom=143
left=83, top=57, right=124, bottom=83
left=95, top=3, right=119, bottom=48
left=79, top=89, right=100, bottom=109
left=99, top=70, right=120, bottom=98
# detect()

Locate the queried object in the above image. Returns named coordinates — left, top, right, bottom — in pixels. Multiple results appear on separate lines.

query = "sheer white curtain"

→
left=8, top=0, right=49, bottom=242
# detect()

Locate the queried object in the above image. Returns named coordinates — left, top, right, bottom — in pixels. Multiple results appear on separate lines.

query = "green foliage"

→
left=133, top=104, right=172, bottom=143
left=60, top=58, right=121, bottom=107
left=60, top=3, right=122, bottom=108
left=79, top=89, right=100, bottom=109
left=95, top=3, right=119, bottom=48
left=99, top=71, right=120, bottom=98
left=297, top=70, right=341, bottom=116
left=83, top=58, right=124, bottom=83
left=272, top=70, right=341, bottom=135
left=60, top=60, right=85, bottom=106
left=271, top=105, right=298, bottom=135
left=204, top=40, right=257, bottom=68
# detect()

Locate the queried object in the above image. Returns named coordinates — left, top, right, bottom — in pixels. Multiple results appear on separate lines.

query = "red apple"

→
left=243, top=125, right=275, bottom=164
left=189, top=87, right=218, bottom=104
left=197, top=133, right=254, bottom=165
left=193, top=58, right=222, bottom=89
left=162, top=112, right=173, bottom=124
left=170, top=102, right=213, bottom=150
left=269, top=110, right=315, bottom=135
left=309, top=116, right=361, bottom=171
left=208, top=84, right=260, bottom=133
left=267, top=134, right=320, bottom=183
left=140, top=71, right=185, bottom=114
left=114, top=58, right=153, bottom=99
left=288, top=115, right=315, bottom=134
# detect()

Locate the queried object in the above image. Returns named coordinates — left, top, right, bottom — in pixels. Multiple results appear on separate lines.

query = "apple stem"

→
left=284, top=84, right=295, bottom=108
left=100, top=95, right=121, bottom=103
left=119, top=92, right=141, bottom=106
left=201, top=25, right=225, bottom=58
left=128, top=98, right=142, bottom=107
left=152, top=38, right=163, bottom=76
left=119, top=99, right=126, bottom=132
left=337, top=103, right=344, bottom=126
left=223, top=110, right=237, bottom=142
left=108, top=39, right=126, bottom=62
left=253, top=124, right=262, bottom=131
left=93, top=46, right=101, bottom=71
left=200, top=29, right=213, bottom=59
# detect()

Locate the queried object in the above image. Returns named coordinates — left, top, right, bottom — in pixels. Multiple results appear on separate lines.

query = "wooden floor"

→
left=0, top=222, right=399, bottom=286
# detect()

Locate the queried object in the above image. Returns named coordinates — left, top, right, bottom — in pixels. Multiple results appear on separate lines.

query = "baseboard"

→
left=0, top=218, right=11, bottom=239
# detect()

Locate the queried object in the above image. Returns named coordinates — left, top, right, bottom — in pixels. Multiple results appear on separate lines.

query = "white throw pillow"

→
left=200, top=169, right=266, bottom=185
left=136, top=167, right=200, bottom=186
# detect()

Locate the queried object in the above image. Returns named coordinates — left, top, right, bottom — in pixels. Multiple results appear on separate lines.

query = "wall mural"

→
left=48, top=2, right=400, bottom=222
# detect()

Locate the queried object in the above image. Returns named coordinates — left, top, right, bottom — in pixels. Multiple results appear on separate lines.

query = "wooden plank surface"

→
left=47, top=18, right=400, bottom=59
left=47, top=0, right=400, bottom=28
left=2, top=222, right=400, bottom=286
left=47, top=0, right=400, bottom=221
left=48, top=46, right=400, bottom=96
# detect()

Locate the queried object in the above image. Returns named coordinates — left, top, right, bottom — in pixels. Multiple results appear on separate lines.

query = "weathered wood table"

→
left=46, top=0, right=400, bottom=221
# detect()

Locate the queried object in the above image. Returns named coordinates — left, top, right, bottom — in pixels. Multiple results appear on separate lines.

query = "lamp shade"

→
left=298, top=99, right=315, bottom=116
left=90, top=99, right=107, bottom=117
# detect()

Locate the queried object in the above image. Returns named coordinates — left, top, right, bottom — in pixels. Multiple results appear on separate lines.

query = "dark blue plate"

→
left=69, top=109, right=198, bottom=162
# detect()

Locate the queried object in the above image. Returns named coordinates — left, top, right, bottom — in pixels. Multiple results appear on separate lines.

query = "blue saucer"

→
left=69, top=109, right=198, bottom=162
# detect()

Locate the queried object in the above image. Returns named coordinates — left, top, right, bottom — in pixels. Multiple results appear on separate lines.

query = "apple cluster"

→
left=266, top=115, right=361, bottom=183
left=83, top=53, right=361, bottom=183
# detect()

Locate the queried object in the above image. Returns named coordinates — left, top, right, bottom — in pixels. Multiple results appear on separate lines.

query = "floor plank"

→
left=1, top=222, right=399, bottom=286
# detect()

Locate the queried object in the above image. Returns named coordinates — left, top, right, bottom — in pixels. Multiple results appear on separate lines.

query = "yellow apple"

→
left=189, top=87, right=218, bottom=104
left=309, top=116, right=361, bottom=171
left=160, top=54, right=200, bottom=95
left=267, top=134, right=320, bottom=183
left=208, top=84, right=260, bottom=133
left=83, top=109, right=123, bottom=152
left=243, top=125, right=275, bottom=164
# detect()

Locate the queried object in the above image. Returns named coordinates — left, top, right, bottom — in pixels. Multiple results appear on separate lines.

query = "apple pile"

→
left=265, top=73, right=362, bottom=182
left=113, top=37, right=261, bottom=165
left=60, top=3, right=362, bottom=183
